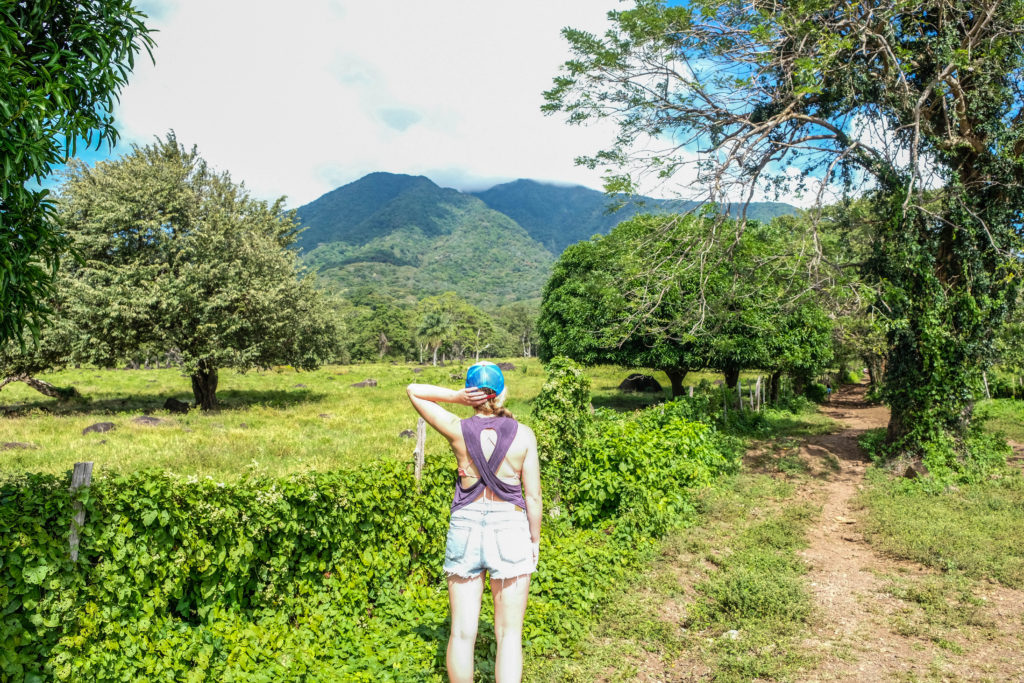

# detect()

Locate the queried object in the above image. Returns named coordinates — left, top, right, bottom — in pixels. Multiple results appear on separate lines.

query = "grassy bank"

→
left=858, top=469, right=1024, bottom=588
left=526, top=473, right=819, bottom=682
left=0, top=362, right=741, bottom=478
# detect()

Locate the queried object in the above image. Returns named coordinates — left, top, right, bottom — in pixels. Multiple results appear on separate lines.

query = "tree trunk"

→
left=723, top=365, right=740, bottom=389
left=664, top=368, right=687, bottom=398
left=190, top=361, right=219, bottom=411
left=0, top=374, right=80, bottom=399
left=431, top=345, right=439, bottom=366
left=769, top=370, right=782, bottom=404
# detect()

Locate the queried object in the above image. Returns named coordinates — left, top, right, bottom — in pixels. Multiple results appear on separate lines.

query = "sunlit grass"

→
left=977, top=398, right=1024, bottom=442
left=0, top=361, right=738, bottom=478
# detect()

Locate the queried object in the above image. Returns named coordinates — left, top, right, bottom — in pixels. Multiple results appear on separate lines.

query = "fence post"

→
left=69, top=461, right=93, bottom=562
left=736, top=379, right=743, bottom=411
left=413, top=417, right=426, bottom=485
left=688, top=385, right=694, bottom=398
left=753, top=376, right=760, bottom=411
left=982, top=371, right=991, bottom=400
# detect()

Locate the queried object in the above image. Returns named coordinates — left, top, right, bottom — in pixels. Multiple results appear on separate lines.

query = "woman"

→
left=407, top=361, right=541, bottom=683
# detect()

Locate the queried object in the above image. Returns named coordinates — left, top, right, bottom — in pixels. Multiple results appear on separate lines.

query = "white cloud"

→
left=114, top=0, right=623, bottom=207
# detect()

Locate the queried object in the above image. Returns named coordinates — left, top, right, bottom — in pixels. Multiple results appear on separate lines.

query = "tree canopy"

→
left=539, top=213, right=833, bottom=397
left=54, top=135, right=338, bottom=410
left=546, top=0, right=1024, bottom=462
left=1, top=0, right=154, bottom=348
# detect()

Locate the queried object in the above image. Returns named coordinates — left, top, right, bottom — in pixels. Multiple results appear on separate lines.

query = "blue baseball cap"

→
left=465, top=361, right=504, bottom=397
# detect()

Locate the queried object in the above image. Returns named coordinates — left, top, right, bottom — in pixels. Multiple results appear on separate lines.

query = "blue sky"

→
left=49, top=0, right=623, bottom=208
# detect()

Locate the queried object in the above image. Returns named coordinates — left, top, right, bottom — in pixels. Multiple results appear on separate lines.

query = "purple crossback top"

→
left=451, top=415, right=526, bottom=512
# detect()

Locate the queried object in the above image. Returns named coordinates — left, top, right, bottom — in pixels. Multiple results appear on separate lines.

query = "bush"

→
left=1, top=363, right=739, bottom=680
left=562, top=400, right=741, bottom=538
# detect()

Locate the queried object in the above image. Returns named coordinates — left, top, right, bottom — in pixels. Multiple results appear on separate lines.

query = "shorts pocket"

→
left=445, top=526, right=471, bottom=561
left=495, top=526, right=530, bottom=564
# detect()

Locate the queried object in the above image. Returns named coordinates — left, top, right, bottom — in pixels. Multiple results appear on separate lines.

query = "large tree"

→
left=55, top=135, right=339, bottom=410
left=545, top=0, right=1024, bottom=461
left=540, top=214, right=715, bottom=398
left=1, top=1, right=154, bottom=347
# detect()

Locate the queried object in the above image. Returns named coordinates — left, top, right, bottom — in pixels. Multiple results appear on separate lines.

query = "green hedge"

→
left=1, top=364, right=739, bottom=680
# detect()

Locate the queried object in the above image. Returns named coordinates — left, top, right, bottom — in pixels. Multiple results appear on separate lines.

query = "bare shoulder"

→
left=514, top=422, right=537, bottom=446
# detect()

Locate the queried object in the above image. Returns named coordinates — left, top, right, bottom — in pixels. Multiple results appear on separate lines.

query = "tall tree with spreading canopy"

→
left=55, top=135, right=339, bottom=410
left=545, top=0, right=1024, bottom=462
left=1, top=1, right=154, bottom=347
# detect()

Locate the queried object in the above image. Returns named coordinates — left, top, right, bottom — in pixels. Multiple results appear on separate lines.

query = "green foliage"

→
left=52, top=135, right=339, bottom=409
left=298, top=173, right=555, bottom=308
left=538, top=213, right=834, bottom=397
left=0, top=0, right=154, bottom=348
left=471, top=178, right=797, bottom=255
left=546, top=0, right=1024, bottom=462
left=563, top=400, right=740, bottom=537
left=0, top=361, right=737, bottom=679
left=530, top=358, right=593, bottom=486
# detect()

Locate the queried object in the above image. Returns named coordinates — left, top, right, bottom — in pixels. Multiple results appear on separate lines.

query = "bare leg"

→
left=447, top=573, right=485, bottom=683
left=491, top=575, right=531, bottom=683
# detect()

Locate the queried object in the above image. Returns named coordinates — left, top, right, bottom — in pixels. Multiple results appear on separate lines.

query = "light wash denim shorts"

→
left=444, top=496, right=536, bottom=580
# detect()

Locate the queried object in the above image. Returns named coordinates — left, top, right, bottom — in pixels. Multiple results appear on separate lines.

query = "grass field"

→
left=0, top=360, right=742, bottom=478
left=977, top=398, right=1024, bottom=443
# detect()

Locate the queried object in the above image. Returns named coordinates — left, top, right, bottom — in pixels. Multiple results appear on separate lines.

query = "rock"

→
left=163, top=397, right=190, bottom=414
left=351, top=379, right=378, bottom=388
left=497, top=362, right=516, bottom=371
left=618, top=373, right=663, bottom=393
left=412, top=367, right=424, bottom=374
left=451, top=373, right=463, bottom=380
left=398, top=430, right=415, bottom=438
left=721, top=630, right=740, bottom=641
left=82, top=422, right=115, bottom=435
left=293, top=383, right=307, bottom=388
left=239, top=423, right=249, bottom=429
left=902, top=460, right=929, bottom=479
left=1, top=442, right=37, bottom=450
left=132, top=416, right=169, bottom=426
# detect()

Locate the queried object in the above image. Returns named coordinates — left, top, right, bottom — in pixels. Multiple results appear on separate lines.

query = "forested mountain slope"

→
left=293, top=173, right=800, bottom=306
left=294, top=173, right=554, bottom=306
left=472, top=179, right=800, bottom=254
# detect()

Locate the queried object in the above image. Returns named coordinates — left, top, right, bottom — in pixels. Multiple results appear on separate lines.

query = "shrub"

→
left=1, top=362, right=739, bottom=680
left=562, top=400, right=740, bottom=537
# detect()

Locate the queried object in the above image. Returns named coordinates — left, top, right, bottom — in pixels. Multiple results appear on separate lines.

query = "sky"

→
left=70, top=0, right=625, bottom=209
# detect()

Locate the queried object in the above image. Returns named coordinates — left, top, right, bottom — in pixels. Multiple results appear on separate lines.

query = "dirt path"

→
left=798, top=384, right=1024, bottom=682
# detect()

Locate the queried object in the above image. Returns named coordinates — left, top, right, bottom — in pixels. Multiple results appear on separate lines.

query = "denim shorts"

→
left=444, top=496, right=536, bottom=580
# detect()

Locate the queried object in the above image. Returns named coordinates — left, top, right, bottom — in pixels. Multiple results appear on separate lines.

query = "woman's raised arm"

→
left=406, top=383, right=489, bottom=443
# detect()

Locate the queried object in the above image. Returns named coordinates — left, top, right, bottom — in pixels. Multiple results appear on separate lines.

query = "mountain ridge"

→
left=293, top=172, right=801, bottom=306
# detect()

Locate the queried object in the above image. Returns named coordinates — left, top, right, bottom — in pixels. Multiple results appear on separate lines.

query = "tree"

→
left=496, top=301, right=540, bottom=357
left=1, top=1, right=154, bottom=347
left=539, top=214, right=710, bottom=398
left=55, top=135, right=339, bottom=410
left=545, top=0, right=1024, bottom=461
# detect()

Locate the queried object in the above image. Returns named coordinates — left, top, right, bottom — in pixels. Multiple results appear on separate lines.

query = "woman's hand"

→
left=456, top=387, right=491, bottom=407
left=531, top=540, right=540, bottom=566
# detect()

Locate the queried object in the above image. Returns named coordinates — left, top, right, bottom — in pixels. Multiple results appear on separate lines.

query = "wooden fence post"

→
left=753, top=376, right=760, bottom=411
left=69, top=461, right=93, bottom=562
left=688, top=385, right=694, bottom=398
left=982, top=371, right=992, bottom=400
left=737, top=379, right=743, bottom=411
left=413, top=417, right=426, bottom=485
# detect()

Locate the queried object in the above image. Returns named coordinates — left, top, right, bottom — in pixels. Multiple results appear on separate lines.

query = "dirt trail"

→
left=798, top=384, right=1024, bottom=682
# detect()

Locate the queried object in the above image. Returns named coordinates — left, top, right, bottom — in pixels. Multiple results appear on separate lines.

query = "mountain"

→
left=294, top=173, right=555, bottom=307
left=293, top=173, right=802, bottom=307
left=471, top=179, right=801, bottom=255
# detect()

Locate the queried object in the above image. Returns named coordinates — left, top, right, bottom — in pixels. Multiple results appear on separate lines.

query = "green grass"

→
left=857, top=468, right=1024, bottom=588
left=977, top=398, right=1024, bottom=442
left=525, top=473, right=819, bottom=682
left=0, top=361, right=751, bottom=478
